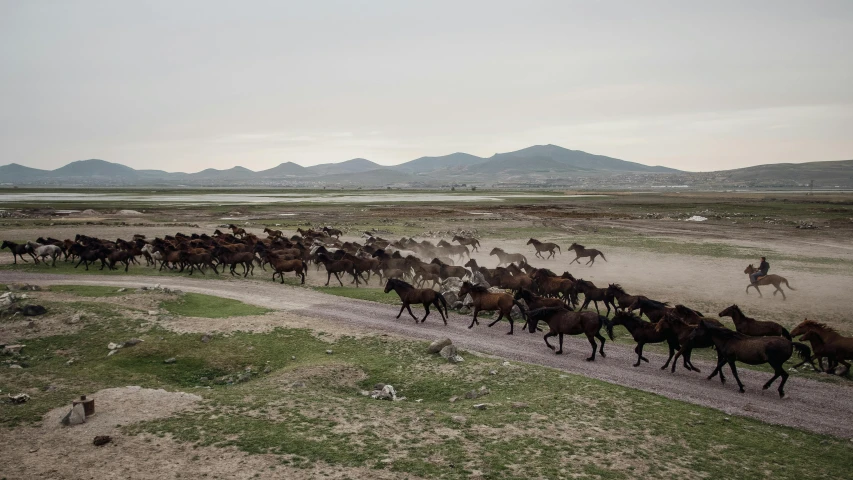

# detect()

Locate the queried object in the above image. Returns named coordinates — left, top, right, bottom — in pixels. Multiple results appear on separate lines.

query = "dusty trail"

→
left=3, top=271, right=852, bottom=439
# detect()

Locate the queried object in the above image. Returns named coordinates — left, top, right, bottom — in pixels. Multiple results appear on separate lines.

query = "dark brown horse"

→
left=744, top=264, right=795, bottom=300
left=1, top=240, right=34, bottom=264
left=568, top=243, right=606, bottom=266
left=791, top=331, right=832, bottom=373
left=531, top=269, right=577, bottom=307
left=574, top=279, right=615, bottom=316
left=606, top=284, right=645, bottom=312
left=688, top=320, right=811, bottom=398
left=228, top=224, right=247, bottom=238
left=459, top=282, right=527, bottom=335
left=526, top=307, right=613, bottom=361
left=526, top=238, right=560, bottom=259
left=384, top=278, right=449, bottom=325
left=315, top=253, right=359, bottom=287
left=612, top=311, right=680, bottom=367
left=790, top=319, right=853, bottom=375
left=654, top=313, right=719, bottom=375
left=514, top=288, right=569, bottom=331
left=719, top=304, right=791, bottom=339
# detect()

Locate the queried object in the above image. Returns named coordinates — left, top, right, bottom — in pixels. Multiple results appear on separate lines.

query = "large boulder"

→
left=442, top=291, right=459, bottom=305
left=471, top=271, right=490, bottom=287
left=427, top=338, right=452, bottom=354
left=60, top=403, right=86, bottom=426
left=441, top=277, right=464, bottom=291
left=439, top=344, right=458, bottom=360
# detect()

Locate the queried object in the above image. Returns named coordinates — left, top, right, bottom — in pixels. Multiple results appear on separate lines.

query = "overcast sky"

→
left=1, top=1, right=851, bottom=173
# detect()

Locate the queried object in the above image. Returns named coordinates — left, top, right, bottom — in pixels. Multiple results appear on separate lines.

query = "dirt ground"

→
left=2, top=199, right=853, bottom=477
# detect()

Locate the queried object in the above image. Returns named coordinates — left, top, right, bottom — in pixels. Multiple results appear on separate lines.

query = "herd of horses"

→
left=2, top=227, right=850, bottom=398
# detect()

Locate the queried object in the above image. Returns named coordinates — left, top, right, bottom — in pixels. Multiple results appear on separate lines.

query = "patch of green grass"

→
left=49, top=285, right=132, bottom=297
left=312, top=286, right=400, bottom=305
left=1, top=294, right=851, bottom=479
left=160, top=292, right=271, bottom=318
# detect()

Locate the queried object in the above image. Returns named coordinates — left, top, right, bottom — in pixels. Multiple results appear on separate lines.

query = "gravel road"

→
left=3, top=271, right=852, bottom=439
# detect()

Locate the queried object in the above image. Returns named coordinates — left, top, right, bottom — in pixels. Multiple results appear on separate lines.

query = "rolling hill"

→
left=2, top=145, right=848, bottom=188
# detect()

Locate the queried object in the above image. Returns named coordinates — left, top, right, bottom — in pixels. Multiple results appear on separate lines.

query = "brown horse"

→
left=790, top=319, right=853, bottom=375
left=384, top=278, right=449, bottom=324
left=574, top=279, right=615, bottom=316
left=791, top=331, right=833, bottom=373
left=654, top=313, right=719, bottom=375
left=263, top=227, right=283, bottom=239
left=269, top=255, right=307, bottom=284
left=718, top=304, right=791, bottom=339
left=514, top=288, right=569, bottom=331
left=688, top=320, right=811, bottom=398
left=452, top=235, right=480, bottom=252
left=315, top=253, right=359, bottom=287
left=322, top=226, right=342, bottom=238
left=228, top=224, right=247, bottom=238
left=526, top=307, right=613, bottom=361
left=612, top=311, right=680, bottom=367
left=531, top=269, right=577, bottom=307
left=744, top=265, right=794, bottom=300
left=568, top=243, right=606, bottom=266
left=606, top=284, right=644, bottom=312
left=459, top=282, right=527, bottom=335
left=526, top=238, right=560, bottom=259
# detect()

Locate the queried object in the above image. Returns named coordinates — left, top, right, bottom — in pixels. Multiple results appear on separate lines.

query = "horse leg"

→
left=468, top=307, right=480, bottom=328
left=586, top=334, right=597, bottom=361
left=395, top=303, right=407, bottom=319
left=595, top=332, right=606, bottom=357
left=334, top=272, right=344, bottom=287
left=726, top=361, right=745, bottom=393
left=419, top=303, right=431, bottom=323
left=593, top=301, right=601, bottom=315
left=634, top=343, right=644, bottom=367
left=544, top=332, right=557, bottom=352
left=488, top=311, right=504, bottom=328
left=777, top=285, right=786, bottom=300
left=325, top=271, right=332, bottom=286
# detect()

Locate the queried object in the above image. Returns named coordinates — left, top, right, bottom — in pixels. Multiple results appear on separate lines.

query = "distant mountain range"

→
left=1, top=144, right=850, bottom=188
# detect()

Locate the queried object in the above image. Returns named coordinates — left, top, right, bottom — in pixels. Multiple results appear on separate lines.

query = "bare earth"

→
left=3, top=269, right=852, bottom=440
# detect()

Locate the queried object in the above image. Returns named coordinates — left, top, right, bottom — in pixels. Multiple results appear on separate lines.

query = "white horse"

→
left=26, top=241, right=62, bottom=267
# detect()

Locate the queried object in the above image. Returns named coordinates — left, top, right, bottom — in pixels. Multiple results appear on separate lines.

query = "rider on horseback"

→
left=750, top=257, right=769, bottom=284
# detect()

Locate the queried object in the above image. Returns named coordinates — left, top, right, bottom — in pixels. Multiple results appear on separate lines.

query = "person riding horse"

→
left=750, top=257, right=769, bottom=284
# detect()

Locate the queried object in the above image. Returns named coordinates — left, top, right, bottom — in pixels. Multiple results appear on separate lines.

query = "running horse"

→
left=526, top=238, right=561, bottom=259
left=568, top=243, right=606, bottom=266
left=744, top=264, right=795, bottom=300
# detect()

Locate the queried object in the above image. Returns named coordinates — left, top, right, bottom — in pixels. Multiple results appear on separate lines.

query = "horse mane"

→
left=675, top=304, right=703, bottom=317
left=538, top=268, right=557, bottom=277
left=576, top=279, right=594, bottom=288
left=572, top=243, right=585, bottom=249
left=528, top=306, right=568, bottom=318
left=698, top=320, right=742, bottom=339
left=608, top=283, right=626, bottom=294
left=387, top=278, right=413, bottom=289
left=798, top=319, right=837, bottom=334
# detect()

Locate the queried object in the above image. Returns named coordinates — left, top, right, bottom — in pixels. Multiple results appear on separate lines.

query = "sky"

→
left=1, top=1, right=852, bottom=173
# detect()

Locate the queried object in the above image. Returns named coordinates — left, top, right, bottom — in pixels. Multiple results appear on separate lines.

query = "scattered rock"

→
left=471, top=271, right=490, bottom=287
left=489, top=370, right=497, bottom=375
left=61, top=403, right=86, bottom=426
left=291, top=356, right=296, bottom=360
left=291, top=381, right=306, bottom=388
left=449, top=355, right=464, bottom=364
left=66, top=359, right=75, bottom=366
left=236, top=373, right=251, bottom=383
left=458, top=306, right=471, bottom=315
left=7, top=393, right=29, bottom=403
left=370, top=384, right=399, bottom=401
left=373, top=383, right=386, bottom=390
left=464, top=390, right=479, bottom=399
left=439, top=345, right=458, bottom=360
left=502, top=361, right=511, bottom=366
left=116, top=209, right=143, bottom=216
left=116, top=288, right=127, bottom=293
left=2, top=344, right=25, bottom=355
left=473, top=403, right=488, bottom=410
left=66, top=313, right=82, bottom=325
left=441, top=291, right=459, bottom=305
left=147, top=310, right=159, bottom=316
left=9, top=364, right=22, bottom=369
left=325, top=350, right=334, bottom=355
left=511, top=402, right=529, bottom=410
left=263, top=365, right=272, bottom=374
left=451, top=415, right=466, bottom=424
left=164, top=357, right=176, bottom=364
left=123, top=338, right=143, bottom=347
left=107, top=342, right=122, bottom=351
left=478, top=386, right=490, bottom=396
left=428, top=338, right=453, bottom=354
left=93, top=435, right=112, bottom=446
left=200, top=334, right=212, bottom=343
left=449, top=396, right=458, bottom=403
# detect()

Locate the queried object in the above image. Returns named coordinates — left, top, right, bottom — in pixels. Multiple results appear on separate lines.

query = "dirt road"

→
left=3, top=271, right=852, bottom=439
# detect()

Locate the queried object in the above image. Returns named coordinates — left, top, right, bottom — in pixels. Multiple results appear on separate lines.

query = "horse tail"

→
left=781, top=327, right=792, bottom=341
left=791, top=342, right=811, bottom=362
left=556, top=245, right=561, bottom=254
left=599, top=251, right=607, bottom=262
left=436, top=292, right=450, bottom=318
left=784, top=278, right=795, bottom=290
left=599, top=315, right=615, bottom=340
